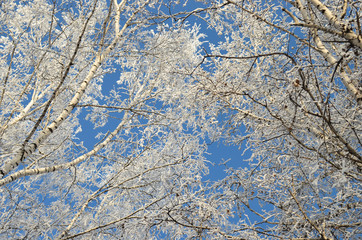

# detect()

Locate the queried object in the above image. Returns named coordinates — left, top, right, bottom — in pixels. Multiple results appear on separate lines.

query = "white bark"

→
left=309, top=0, right=362, bottom=49
left=0, top=2, right=137, bottom=178
left=295, top=0, right=362, bottom=104
left=0, top=111, right=132, bottom=186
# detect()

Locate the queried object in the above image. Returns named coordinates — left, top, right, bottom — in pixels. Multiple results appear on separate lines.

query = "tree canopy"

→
left=0, top=0, right=361, bottom=239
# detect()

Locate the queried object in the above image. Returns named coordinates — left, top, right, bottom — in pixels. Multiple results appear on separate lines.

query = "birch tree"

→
left=0, top=0, right=361, bottom=239
left=183, top=0, right=361, bottom=239
left=0, top=0, right=213, bottom=239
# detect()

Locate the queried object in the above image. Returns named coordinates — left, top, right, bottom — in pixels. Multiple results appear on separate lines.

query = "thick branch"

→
left=0, top=112, right=133, bottom=187
left=308, top=0, right=362, bottom=49
left=0, top=2, right=138, bottom=179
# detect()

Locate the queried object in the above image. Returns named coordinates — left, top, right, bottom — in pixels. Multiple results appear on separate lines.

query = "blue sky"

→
left=76, top=0, right=251, bottom=184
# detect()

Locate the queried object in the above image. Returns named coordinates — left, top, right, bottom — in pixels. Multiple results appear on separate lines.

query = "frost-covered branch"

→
left=0, top=1, right=141, bottom=179
left=308, top=0, right=362, bottom=49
